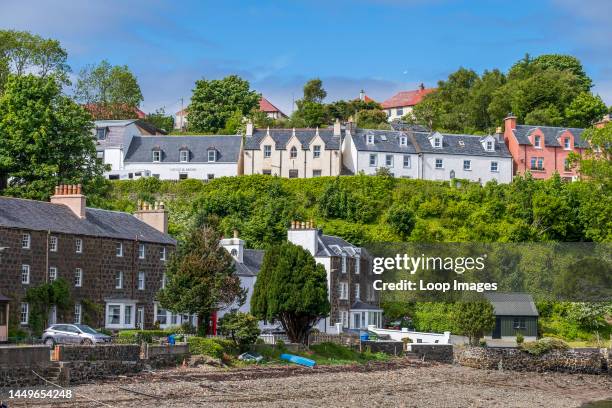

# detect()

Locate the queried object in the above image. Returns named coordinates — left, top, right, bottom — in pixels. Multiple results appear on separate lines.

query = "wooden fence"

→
left=307, top=332, right=360, bottom=348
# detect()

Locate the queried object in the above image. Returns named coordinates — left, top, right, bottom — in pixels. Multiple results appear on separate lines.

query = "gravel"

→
left=7, top=360, right=612, bottom=408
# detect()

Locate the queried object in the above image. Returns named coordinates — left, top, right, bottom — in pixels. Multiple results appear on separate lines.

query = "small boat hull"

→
left=280, top=353, right=316, bottom=368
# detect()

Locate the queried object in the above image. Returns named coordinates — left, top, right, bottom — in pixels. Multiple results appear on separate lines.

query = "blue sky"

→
left=1, top=0, right=611, bottom=115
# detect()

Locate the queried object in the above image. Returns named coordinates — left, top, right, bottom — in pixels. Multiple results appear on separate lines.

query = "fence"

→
left=258, top=333, right=289, bottom=345
left=307, top=332, right=360, bottom=347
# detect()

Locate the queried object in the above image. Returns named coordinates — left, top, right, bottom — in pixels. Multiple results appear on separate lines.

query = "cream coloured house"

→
left=242, top=121, right=343, bottom=178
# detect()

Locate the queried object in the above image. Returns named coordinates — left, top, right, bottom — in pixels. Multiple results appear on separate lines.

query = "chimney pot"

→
left=51, top=183, right=86, bottom=218
left=233, top=229, right=239, bottom=239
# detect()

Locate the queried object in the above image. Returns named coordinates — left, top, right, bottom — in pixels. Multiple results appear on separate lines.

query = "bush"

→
left=217, top=311, right=260, bottom=351
left=516, top=333, right=524, bottom=344
left=117, top=330, right=169, bottom=344
left=187, top=337, right=236, bottom=358
left=520, top=337, right=569, bottom=356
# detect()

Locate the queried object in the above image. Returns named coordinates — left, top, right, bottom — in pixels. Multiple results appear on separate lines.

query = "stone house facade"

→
left=0, top=185, right=177, bottom=332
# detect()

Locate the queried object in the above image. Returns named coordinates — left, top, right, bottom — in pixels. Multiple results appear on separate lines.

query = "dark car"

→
left=42, top=324, right=111, bottom=346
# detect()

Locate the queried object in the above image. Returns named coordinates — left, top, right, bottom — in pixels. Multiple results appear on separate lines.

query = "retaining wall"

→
left=362, top=340, right=404, bottom=356
left=455, top=346, right=608, bottom=374
left=409, top=344, right=454, bottom=363
left=0, top=346, right=53, bottom=388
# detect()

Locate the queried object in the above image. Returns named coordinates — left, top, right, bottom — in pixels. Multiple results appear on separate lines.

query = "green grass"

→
left=254, top=342, right=390, bottom=366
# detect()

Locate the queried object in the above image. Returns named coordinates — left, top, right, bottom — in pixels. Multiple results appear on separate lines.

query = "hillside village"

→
left=0, top=23, right=611, bottom=407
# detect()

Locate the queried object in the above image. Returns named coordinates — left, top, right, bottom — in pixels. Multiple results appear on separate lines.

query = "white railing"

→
left=367, top=325, right=451, bottom=344
left=258, top=334, right=289, bottom=345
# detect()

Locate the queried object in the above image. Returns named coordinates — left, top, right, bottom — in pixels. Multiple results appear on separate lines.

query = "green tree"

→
left=454, top=300, right=496, bottom=346
left=573, top=121, right=612, bottom=189
left=144, top=108, right=174, bottom=132
left=0, top=30, right=70, bottom=91
left=218, top=311, right=261, bottom=351
left=513, top=54, right=592, bottom=91
left=387, top=203, right=416, bottom=238
left=74, top=59, right=143, bottom=120
left=221, top=109, right=244, bottom=134
left=251, top=242, right=330, bottom=343
left=356, top=109, right=388, bottom=128
left=188, top=75, right=260, bottom=133
left=25, top=278, right=72, bottom=336
left=0, top=74, right=106, bottom=199
left=302, top=78, right=327, bottom=103
left=293, top=100, right=327, bottom=127
left=157, top=226, right=246, bottom=333
left=564, top=92, right=608, bottom=128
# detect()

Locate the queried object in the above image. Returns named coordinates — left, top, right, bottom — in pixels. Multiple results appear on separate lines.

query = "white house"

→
left=380, top=85, right=435, bottom=121
left=174, top=108, right=188, bottom=130
left=122, top=135, right=242, bottom=181
left=413, top=131, right=513, bottom=184
left=342, top=128, right=420, bottom=178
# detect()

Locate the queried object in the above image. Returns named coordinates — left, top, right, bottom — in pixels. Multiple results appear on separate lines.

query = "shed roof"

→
left=484, top=293, right=539, bottom=316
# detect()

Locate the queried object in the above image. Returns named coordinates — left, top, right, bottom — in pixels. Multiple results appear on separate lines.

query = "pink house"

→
left=503, top=115, right=587, bottom=181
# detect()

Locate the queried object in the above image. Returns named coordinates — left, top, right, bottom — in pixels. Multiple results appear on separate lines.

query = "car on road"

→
left=42, top=324, right=112, bottom=346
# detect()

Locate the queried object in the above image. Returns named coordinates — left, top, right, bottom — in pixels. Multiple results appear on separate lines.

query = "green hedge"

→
left=187, top=337, right=236, bottom=358
left=116, top=329, right=171, bottom=344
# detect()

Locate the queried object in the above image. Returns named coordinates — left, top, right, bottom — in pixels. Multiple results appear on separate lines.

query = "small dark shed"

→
left=485, top=292, right=539, bottom=340
left=0, top=294, right=9, bottom=343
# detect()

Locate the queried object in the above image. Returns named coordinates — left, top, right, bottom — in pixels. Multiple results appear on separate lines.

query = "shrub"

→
left=520, top=337, right=569, bottom=356
left=218, top=311, right=260, bottom=351
left=117, top=330, right=169, bottom=344
left=516, top=333, right=524, bottom=345
left=187, top=337, right=236, bottom=358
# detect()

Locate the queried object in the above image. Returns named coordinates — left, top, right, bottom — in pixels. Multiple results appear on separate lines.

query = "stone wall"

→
left=145, top=344, right=189, bottom=369
left=409, top=344, right=454, bottom=363
left=362, top=340, right=404, bottom=356
left=455, top=346, right=607, bottom=374
left=56, top=344, right=141, bottom=362
left=59, top=361, right=143, bottom=384
left=0, top=346, right=54, bottom=388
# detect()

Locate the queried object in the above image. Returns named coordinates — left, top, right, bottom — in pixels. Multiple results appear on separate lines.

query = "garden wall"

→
left=362, top=340, right=404, bottom=356
left=0, top=346, right=55, bottom=388
left=409, top=344, right=454, bottom=363
left=455, top=346, right=608, bottom=374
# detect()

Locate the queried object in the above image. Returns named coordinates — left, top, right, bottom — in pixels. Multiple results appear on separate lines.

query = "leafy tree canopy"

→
left=188, top=75, right=260, bottom=133
left=145, top=108, right=174, bottom=132
left=454, top=300, right=496, bottom=345
left=74, top=60, right=143, bottom=120
left=0, top=74, right=106, bottom=200
left=251, top=242, right=330, bottom=343
left=218, top=311, right=261, bottom=351
left=302, top=78, right=327, bottom=103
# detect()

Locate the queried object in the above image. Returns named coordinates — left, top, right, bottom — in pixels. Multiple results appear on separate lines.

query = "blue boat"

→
left=280, top=353, right=316, bottom=368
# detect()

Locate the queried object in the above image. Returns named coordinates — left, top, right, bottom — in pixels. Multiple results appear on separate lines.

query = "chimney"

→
left=333, top=118, right=341, bottom=136
left=495, top=126, right=503, bottom=142
left=50, top=184, right=86, bottom=218
left=419, top=83, right=425, bottom=91
left=134, top=201, right=168, bottom=234
left=246, top=120, right=254, bottom=137
left=504, top=113, right=517, bottom=132
left=359, top=89, right=365, bottom=101
left=287, top=219, right=318, bottom=256
left=220, top=229, right=244, bottom=263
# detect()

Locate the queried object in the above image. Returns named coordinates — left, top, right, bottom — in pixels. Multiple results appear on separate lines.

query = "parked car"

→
left=42, top=324, right=112, bottom=346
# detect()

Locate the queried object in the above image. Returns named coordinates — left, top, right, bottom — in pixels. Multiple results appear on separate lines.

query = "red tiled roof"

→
left=259, top=97, right=284, bottom=114
left=363, top=95, right=375, bottom=103
left=381, top=88, right=435, bottom=109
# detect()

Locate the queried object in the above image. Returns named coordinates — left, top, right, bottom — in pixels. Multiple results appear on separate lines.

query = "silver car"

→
left=42, top=324, right=111, bottom=346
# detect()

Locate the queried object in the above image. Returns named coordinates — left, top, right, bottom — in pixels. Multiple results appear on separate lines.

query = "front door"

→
left=136, top=307, right=144, bottom=329
left=492, top=317, right=502, bottom=339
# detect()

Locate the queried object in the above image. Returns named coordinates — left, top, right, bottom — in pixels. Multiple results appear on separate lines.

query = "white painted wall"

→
left=122, top=162, right=239, bottom=180
left=421, top=154, right=513, bottom=184
left=386, top=105, right=414, bottom=122
left=368, top=326, right=451, bottom=344
left=354, top=151, right=419, bottom=178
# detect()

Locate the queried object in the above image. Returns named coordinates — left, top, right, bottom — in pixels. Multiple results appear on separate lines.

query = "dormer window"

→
left=534, top=136, right=541, bottom=148
left=400, top=136, right=407, bottom=146
left=367, top=134, right=374, bottom=145
left=96, top=127, right=107, bottom=140
left=264, top=145, right=272, bottom=158
left=486, top=140, right=494, bottom=151
left=563, top=138, right=570, bottom=150
left=434, top=138, right=441, bottom=148
left=290, top=146, right=297, bottom=158
left=208, top=150, right=217, bottom=162
left=152, top=150, right=161, bottom=162
left=179, top=149, right=189, bottom=163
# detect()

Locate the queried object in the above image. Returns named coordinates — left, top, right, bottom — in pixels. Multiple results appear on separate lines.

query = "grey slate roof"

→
left=94, top=120, right=165, bottom=149
left=411, top=132, right=512, bottom=157
left=389, top=121, right=430, bottom=132
left=0, top=197, right=176, bottom=245
left=316, top=232, right=360, bottom=257
left=234, top=249, right=265, bottom=277
left=0, top=294, right=10, bottom=301
left=512, top=125, right=587, bottom=148
left=244, top=128, right=341, bottom=150
left=124, top=136, right=242, bottom=163
left=484, top=293, right=539, bottom=317
left=353, top=129, right=418, bottom=154
left=351, top=300, right=382, bottom=311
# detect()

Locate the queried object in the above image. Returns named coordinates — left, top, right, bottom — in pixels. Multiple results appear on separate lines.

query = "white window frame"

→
left=263, top=145, right=272, bottom=158
left=116, top=242, right=123, bottom=257
left=161, top=273, right=167, bottom=289
left=22, top=233, right=31, bottom=249
left=75, top=238, right=83, bottom=253
left=49, top=236, right=58, bottom=252
left=152, top=150, right=161, bottom=162
left=179, top=149, right=189, bottom=162
left=385, top=155, right=393, bottom=167
left=138, top=243, right=145, bottom=259
left=115, top=271, right=123, bottom=289
left=20, top=303, right=29, bottom=325
left=435, top=158, right=443, bottom=169
left=463, top=160, right=471, bottom=171
left=490, top=161, right=499, bottom=172
left=74, top=303, right=82, bottom=324
left=290, top=146, right=297, bottom=158
left=313, top=145, right=321, bottom=158
left=105, top=302, right=136, bottom=329
left=355, top=256, right=360, bottom=274
left=486, top=140, right=493, bottom=151
left=49, top=266, right=57, bottom=281
left=208, top=150, right=216, bottom=162
left=355, top=283, right=360, bottom=300
left=341, top=310, right=349, bottom=328
left=403, top=155, right=411, bottom=168
left=339, top=282, right=348, bottom=300
left=369, top=154, right=377, bottom=167
left=434, top=138, right=441, bottom=148
left=160, top=247, right=167, bottom=261
left=564, top=138, right=570, bottom=150
left=341, top=254, right=347, bottom=273
left=74, top=268, right=82, bottom=287
left=21, top=264, right=30, bottom=284
left=400, top=136, right=407, bottom=146
left=534, top=136, right=541, bottom=148
left=138, top=271, right=145, bottom=290
left=367, top=134, right=374, bottom=145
